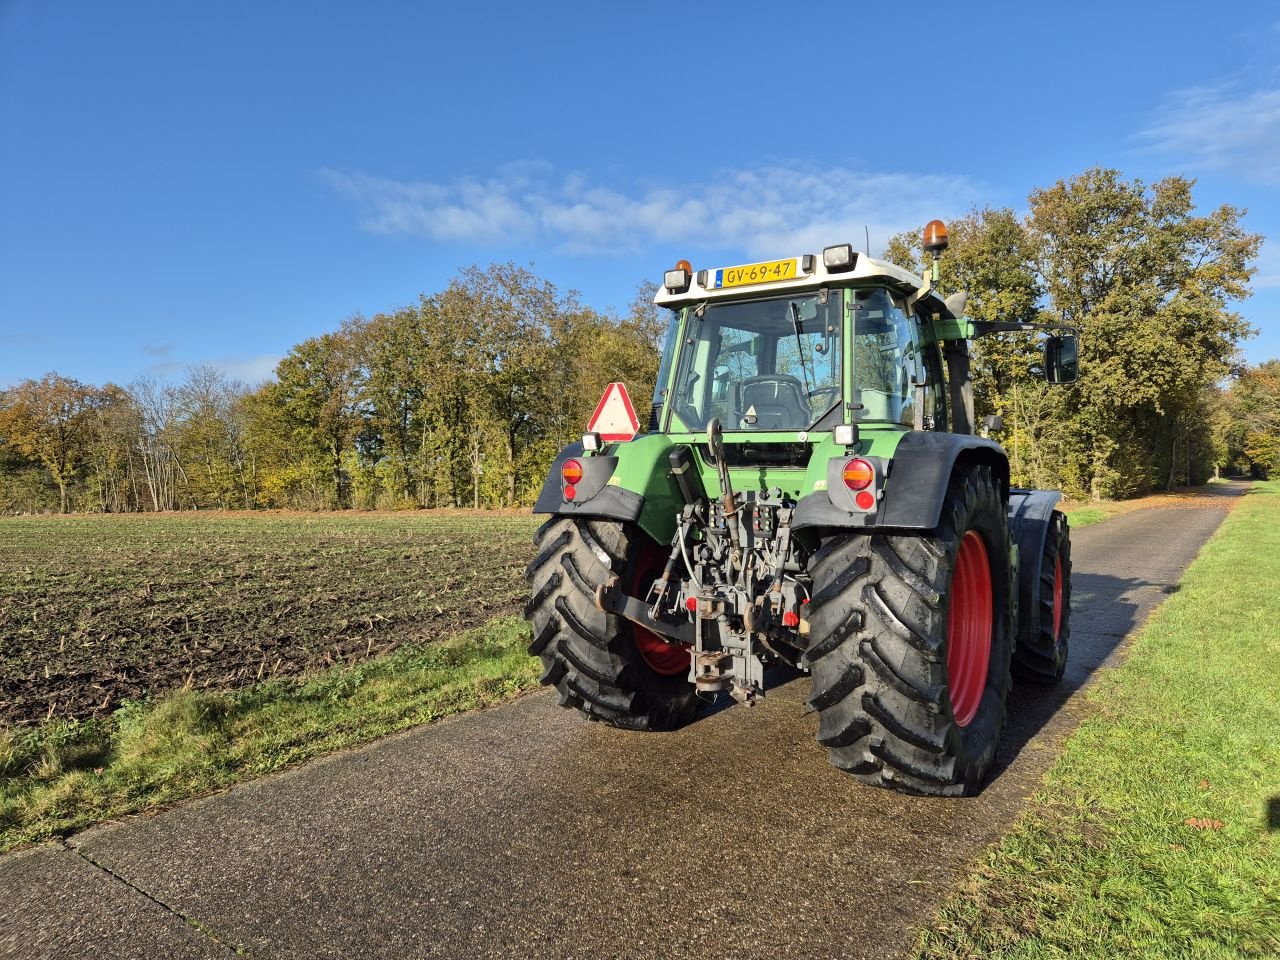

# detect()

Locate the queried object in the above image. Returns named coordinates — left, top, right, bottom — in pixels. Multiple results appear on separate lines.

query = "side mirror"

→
left=1044, top=334, right=1079, bottom=385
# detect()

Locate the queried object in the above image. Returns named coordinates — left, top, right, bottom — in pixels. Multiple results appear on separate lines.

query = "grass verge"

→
left=914, top=481, right=1280, bottom=959
left=1059, top=482, right=1237, bottom=529
left=0, top=616, right=539, bottom=853
left=1059, top=503, right=1112, bottom=527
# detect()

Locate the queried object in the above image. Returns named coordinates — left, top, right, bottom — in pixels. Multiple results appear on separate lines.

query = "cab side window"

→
left=913, top=306, right=947, bottom=431
left=851, top=288, right=916, bottom=425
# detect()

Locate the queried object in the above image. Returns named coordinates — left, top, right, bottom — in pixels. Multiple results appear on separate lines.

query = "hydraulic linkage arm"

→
left=705, top=418, right=742, bottom=575
left=598, top=419, right=809, bottom=707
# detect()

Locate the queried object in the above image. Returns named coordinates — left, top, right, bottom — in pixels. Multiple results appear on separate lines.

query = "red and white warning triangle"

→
left=587, top=382, right=641, bottom=441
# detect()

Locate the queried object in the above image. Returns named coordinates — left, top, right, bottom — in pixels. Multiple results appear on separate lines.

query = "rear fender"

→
left=1007, top=488, right=1063, bottom=649
left=532, top=443, right=644, bottom=525
left=531, top=437, right=682, bottom=545
left=793, top=432, right=1010, bottom=532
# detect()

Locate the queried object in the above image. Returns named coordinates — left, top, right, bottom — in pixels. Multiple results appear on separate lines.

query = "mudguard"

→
left=532, top=442, right=645, bottom=524
left=1007, top=488, right=1063, bottom=650
left=793, top=432, right=1010, bottom=532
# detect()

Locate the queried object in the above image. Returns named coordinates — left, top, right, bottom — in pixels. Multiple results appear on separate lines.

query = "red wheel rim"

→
left=630, top=538, right=691, bottom=676
left=1052, top=553, right=1063, bottom=642
left=947, top=530, right=993, bottom=727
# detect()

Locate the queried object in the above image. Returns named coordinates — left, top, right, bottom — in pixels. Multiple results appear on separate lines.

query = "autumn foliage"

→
left=0, top=265, right=663, bottom=512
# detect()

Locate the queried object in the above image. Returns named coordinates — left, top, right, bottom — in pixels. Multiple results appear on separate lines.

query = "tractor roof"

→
left=653, top=252, right=952, bottom=316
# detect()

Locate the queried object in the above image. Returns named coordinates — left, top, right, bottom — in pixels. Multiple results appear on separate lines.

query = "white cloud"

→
left=1137, top=82, right=1280, bottom=183
left=141, top=354, right=281, bottom=386
left=0, top=332, right=47, bottom=346
left=143, top=359, right=186, bottom=377
left=320, top=162, right=984, bottom=258
left=212, top=354, right=280, bottom=385
left=1253, top=243, right=1280, bottom=289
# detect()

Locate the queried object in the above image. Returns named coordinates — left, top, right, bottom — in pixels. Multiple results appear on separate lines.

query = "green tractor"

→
left=524, top=222, right=1078, bottom=796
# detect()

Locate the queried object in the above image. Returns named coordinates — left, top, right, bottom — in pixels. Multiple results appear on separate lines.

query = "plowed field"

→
left=0, top=511, right=542, bottom=726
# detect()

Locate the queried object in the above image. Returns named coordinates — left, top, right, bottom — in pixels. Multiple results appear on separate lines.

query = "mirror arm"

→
left=970, top=321, right=1080, bottom=337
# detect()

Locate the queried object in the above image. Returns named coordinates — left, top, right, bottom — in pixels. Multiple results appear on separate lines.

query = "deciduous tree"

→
left=0, top=373, right=102, bottom=512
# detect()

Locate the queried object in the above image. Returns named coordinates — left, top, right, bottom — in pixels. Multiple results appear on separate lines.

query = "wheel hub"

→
left=631, top=541, right=691, bottom=676
left=947, top=530, right=993, bottom=727
left=1052, top=553, right=1063, bottom=642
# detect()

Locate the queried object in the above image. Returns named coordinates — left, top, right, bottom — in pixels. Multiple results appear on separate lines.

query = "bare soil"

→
left=0, top=511, right=542, bottom=726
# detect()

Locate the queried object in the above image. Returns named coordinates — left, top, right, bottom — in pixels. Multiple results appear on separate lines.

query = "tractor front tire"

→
left=1012, top=510, right=1072, bottom=684
left=524, top=517, right=698, bottom=731
left=805, top=464, right=1014, bottom=796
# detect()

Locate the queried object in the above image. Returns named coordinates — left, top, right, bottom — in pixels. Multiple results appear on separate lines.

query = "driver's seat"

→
left=737, top=375, right=808, bottom=429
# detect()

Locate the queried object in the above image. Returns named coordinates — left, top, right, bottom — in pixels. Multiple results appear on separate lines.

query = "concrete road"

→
left=0, top=484, right=1246, bottom=960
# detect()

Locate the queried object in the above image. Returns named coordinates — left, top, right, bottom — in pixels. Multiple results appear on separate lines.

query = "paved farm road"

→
left=0, top=484, right=1246, bottom=960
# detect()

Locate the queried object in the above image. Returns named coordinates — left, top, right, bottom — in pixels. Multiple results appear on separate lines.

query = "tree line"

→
left=886, top=167, right=1272, bottom=497
left=0, top=264, right=664, bottom=513
left=1, top=168, right=1276, bottom=514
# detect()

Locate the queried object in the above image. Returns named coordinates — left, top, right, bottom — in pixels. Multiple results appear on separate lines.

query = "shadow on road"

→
left=670, top=485, right=1246, bottom=792
left=991, top=569, right=1148, bottom=778
left=688, top=569, right=1198, bottom=789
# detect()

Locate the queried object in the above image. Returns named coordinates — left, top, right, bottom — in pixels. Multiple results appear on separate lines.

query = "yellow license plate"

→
left=712, top=258, right=797, bottom=289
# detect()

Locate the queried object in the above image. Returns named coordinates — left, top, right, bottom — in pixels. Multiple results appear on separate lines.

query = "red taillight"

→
left=782, top=610, right=799, bottom=628
left=685, top=597, right=698, bottom=612
left=842, top=458, right=874, bottom=490
left=855, top=490, right=876, bottom=510
left=561, top=459, right=584, bottom=484
left=563, top=483, right=577, bottom=501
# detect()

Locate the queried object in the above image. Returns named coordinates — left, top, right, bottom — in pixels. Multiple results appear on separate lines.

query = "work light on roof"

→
left=822, top=243, right=857, bottom=272
left=664, top=259, right=693, bottom=293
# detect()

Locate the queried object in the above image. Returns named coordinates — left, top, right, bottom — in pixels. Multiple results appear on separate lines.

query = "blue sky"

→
left=2, top=0, right=1279, bottom=389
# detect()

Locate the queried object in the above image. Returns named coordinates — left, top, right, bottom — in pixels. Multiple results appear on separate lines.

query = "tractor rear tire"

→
left=1012, top=510, right=1072, bottom=684
left=524, top=517, right=698, bottom=731
left=804, top=464, right=1015, bottom=796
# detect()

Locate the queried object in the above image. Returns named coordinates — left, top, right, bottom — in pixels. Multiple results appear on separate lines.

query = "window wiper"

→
left=788, top=301, right=814, bottom=397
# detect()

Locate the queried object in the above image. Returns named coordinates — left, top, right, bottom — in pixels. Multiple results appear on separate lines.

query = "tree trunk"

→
left=1186, top=424, right=1193, bottom=487
left=331, top=444, right=345, bottom=509
left=468, top=437, right=483, bottom=509
left=506, top=432, right=517, bottom=508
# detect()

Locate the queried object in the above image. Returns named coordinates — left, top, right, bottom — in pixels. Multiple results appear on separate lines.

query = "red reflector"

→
left=855, top=490, right=875, bottom=510
left=782, top=611, right=799, bottom=628
left=563, top=483, right=577, bottom=500
left=842, top=458, right=874, bottom=490
left=685, top=597, right=698, bottom=612
left=561, top=459, right=584, bottom=484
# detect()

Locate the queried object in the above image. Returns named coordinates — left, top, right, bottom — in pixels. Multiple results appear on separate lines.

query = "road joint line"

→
left=61, top=839, right=250, bottom=958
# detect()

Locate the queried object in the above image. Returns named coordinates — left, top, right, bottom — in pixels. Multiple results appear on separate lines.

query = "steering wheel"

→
left=808, top=385, right=841, bottom=412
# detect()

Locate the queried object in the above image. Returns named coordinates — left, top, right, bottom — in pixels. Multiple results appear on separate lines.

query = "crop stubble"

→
left=0, top=511, right=542, bottom=726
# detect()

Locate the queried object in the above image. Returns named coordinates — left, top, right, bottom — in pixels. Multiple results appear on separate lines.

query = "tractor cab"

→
left=651, top=248, right=954, bottom=444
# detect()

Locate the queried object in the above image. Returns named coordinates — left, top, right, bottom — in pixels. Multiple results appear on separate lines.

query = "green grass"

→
left=914, top=482, right=1280, bottom=959
left=1061, top=504, right=1111, bottom=527
left=0, top=616, right=540, bottom=852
